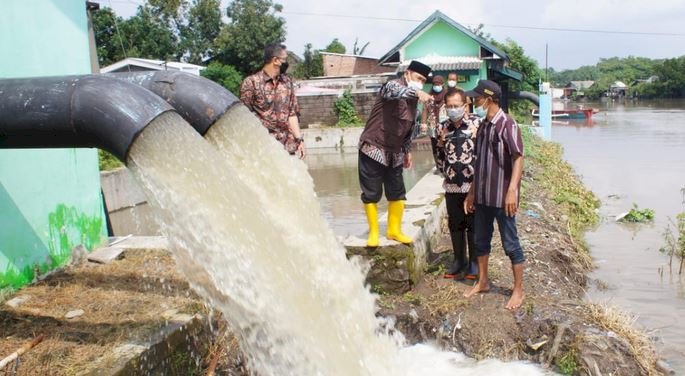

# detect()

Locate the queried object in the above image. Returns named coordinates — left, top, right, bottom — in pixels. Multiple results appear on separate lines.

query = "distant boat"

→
left=532, top=108, right=598, bottom=120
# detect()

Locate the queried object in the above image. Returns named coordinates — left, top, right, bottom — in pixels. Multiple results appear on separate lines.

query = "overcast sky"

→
left=107, top=0, right=685, bottom=70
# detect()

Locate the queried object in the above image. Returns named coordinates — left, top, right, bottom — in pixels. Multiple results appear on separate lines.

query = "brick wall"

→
left=322, top=54, right=395, bottom=76
left=297, top=91, right=378, bottom=127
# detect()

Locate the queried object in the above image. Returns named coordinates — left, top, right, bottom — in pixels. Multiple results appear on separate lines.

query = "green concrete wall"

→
left=404, top=20, right=487, bottom=91
left=0, top=0, right=107, bottom=288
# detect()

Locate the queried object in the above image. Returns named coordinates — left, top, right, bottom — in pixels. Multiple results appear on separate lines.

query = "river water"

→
left=551, top=99, right=685, bottom=371
left=306, top=147, right=436, bottom=237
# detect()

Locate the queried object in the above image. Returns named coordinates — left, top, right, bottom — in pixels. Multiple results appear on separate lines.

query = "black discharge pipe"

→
left=110, top=71, right=240, bottom=136
left=0, top=75, right=174, bottom=162
left=510, top=91, right=540, bottom=107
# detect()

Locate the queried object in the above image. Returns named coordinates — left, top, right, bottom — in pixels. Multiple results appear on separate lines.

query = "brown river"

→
left=552, top=99, right=685, bottom=371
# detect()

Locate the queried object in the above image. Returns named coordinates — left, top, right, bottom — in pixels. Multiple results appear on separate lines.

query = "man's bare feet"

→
left=463, top=280, right=490, bottom=298
left=506, top=288, right=524, bottom=310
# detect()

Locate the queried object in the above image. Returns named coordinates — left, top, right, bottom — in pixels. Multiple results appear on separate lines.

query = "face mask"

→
left=447, top=107, right=465, bottom=122
left=433, top=85, right=443, bottom=93
left=447, top=80, right=457, bottom=88
left=407, top=79, right=423, bottom=91
left=279, top=61, right=289, bottom=74
left=474, top=103, right=488, bottom=118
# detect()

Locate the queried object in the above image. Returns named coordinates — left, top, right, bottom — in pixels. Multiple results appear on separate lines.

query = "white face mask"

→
left=447, top=80, right=457, bottom=88
left=447, top=107, right=465, bottom=122
left=407, top=79, right=423, bottom=91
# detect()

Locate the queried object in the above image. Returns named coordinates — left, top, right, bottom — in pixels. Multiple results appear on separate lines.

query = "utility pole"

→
left=545, top=43, right=549, bottom=82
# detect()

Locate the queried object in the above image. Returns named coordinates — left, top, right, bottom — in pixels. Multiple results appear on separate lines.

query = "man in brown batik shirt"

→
left=240, top=43, right=305, bottom=159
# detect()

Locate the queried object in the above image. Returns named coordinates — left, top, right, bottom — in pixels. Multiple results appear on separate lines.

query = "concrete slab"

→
left=343, top=169, right=447, bottom=292
left=87, top=246, right=126, bottom=264
left=84, top=313, right=209, bottom=376
left=107, top=236, right=168, bottom=250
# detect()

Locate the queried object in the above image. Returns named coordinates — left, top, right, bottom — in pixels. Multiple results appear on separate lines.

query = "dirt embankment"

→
left=376, top=129, right=664, bottom=375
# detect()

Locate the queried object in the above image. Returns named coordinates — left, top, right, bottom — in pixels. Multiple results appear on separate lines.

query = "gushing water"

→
left=127, top=111, right=552, bottom=375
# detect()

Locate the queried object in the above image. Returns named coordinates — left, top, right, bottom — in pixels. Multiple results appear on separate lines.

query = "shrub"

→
left=333, top=89, right=363, bottom=127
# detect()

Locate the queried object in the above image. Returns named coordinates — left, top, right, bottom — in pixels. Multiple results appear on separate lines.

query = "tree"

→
left=92, top=7, right=124, bottom=66
left=293, top=43, right=323, bottom=79
left=200, top=62, right=243, bottom=95
left=324, top=38, right=346, bottom=54
left=119, top=5, right=178, bottom=61
left=352, top=38, right=370, bottom=56
left=492, top=38, right=541, bottom=119
left=214, top=0, right=286, bottom=76
left=180, top=0, right=222, bottom=64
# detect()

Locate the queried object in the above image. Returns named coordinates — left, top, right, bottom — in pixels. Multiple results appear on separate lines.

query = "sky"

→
left=106, top=0, right=685, bottom=70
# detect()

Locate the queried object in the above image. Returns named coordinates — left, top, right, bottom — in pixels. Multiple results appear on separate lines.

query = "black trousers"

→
left=445, top=192, right=475, bottom=272
left=358, top=152, right=406, bottom=203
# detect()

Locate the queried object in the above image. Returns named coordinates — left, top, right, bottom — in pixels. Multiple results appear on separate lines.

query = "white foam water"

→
left=127, top=111, right=554, bottom=375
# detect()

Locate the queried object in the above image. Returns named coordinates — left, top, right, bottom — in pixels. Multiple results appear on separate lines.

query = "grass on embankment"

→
left=521, top=127, right=600, bottom=261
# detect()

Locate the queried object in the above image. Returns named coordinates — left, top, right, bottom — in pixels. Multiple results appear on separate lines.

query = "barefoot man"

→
left=463, top=80, right=526, bottom=310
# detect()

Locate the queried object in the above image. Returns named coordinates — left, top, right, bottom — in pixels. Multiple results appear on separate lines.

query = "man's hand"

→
left=464, top=191, right=475, bottom=214
left=505, top=188, right=518, bottom=217
left=416, top=90, right=431, bottom=103
left=296, top=141, right=306, bottom=160
left=404, top=152, right=413, bottom=169
left=419, top=123, right=428, bottom=134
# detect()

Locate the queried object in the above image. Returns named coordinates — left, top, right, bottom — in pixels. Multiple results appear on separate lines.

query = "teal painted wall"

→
left=404, top=20, right=480, bottom=58
left=405, top=20, right=488, bottom=91
left=0, top=0, right=107, bottom=288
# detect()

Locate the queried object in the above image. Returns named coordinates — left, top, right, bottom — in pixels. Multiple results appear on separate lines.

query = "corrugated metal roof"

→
left=398, top=55, right=482, bottom=71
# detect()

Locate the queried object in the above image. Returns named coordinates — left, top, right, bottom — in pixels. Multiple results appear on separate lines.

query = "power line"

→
left=282, top=11, right=685, bottom=37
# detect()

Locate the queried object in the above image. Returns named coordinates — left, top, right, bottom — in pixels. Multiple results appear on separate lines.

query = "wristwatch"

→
left=295, top=136, right=304, bottom=144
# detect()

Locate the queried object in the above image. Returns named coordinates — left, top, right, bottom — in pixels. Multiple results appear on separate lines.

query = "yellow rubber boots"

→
left=386, top=200, right=412, bottom=244
left=364, top=203, right=380, bottom=247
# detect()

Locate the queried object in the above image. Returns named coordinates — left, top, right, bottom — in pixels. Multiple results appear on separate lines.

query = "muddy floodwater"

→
left=551, top=99, right=685, bottom=370
left=307, top=148, right=435, bottom=237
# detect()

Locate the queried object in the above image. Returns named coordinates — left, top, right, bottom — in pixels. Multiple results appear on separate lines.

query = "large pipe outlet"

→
left=0, top=75, right=174, bottom=162
left=510, top=91, right=540, bottom=107
left=110, top=71, right=240, bottom=135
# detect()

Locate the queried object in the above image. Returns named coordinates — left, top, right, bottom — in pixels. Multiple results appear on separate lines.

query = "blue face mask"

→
left=473, top=98, right=489, bottom=118
left=433, top=85, right=443, bottom=93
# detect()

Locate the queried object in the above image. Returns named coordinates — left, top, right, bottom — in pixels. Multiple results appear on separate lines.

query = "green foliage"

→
left=333, top=90, right=363, bottom=126
left=660, top=190, right=685, bottom=274
left=92, top=7, right=122, bottom=66
left=180, top=0, right=222, bottom=64
left=556, top=350, right=578, bottom=375
left=648, top=56, right=685, bottom=97
left=93, top=1, right=223, bottom=66
left=292, top=38, right=348, bottom=79
left=521, top=127, right=600, bottom=243
left=98, top=149, right=123, bottom=171
left=402, top=292, right=423, bottom=305
left=214, top=0, right=286, bottom=76
left=201, top=62, right=243, bottom=95
left=619, top=204, right=655, bottom=223
left=548, top=56, right=685, bottom=99
left=324, top=38, right=346, bottom=54
left=293, top=43, right=323, bottom=79
left=118, top=5, right=179, bottom=61
left=487, top=37, right=541, bottom=122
